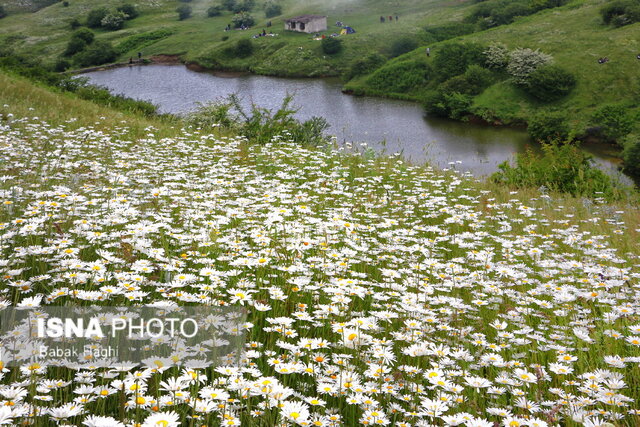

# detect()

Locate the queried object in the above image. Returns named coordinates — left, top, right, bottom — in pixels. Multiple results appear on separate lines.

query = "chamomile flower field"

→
left=0, top=94, right=640, bottom=426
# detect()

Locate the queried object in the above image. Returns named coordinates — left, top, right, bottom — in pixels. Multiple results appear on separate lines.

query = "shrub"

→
left=600, top=0, right=640, bottom=26
left=492, top=141, right=619, bottom=200
left=231, top=39, right=254, bottom=57
left=525, top=64, right=576, bottom=101
left=232, top=11, right=254, bottom=27
left=54, top=58, right=71, bottom=72
left=72, top=28, right=95, bottom=44
left=176, top=5, right=192, bottom=20
left=207, top=6, right=223, bottom=17
left=191, top=94, right=330, bottom=145
left=527, top=111, right=571, bottom=142
left=223, top=0, right=237, bottom=11
left=70, top=18, right=82, bottom=29
left=622, top=140, right=640, bottom=176
left=483, top=43, right=509, bottom=70
left=366, top=60, right=430, bottom=93
left=0, top=6, right=6, bottom=19
left=87, top=7, right=109, bottom=28
left=64, top=37, right=88, bottom=56
left=423, top=89, right=474, bottom=119
left=440, top=65, right=493, bottom=96
left=116, top=4, right=139, bottom=20
left=590, top=104, right=635, bottom=143
left=233, top=0, right=255, bottom=13
left=321, top=37, right=342, bottom=55
left=389, top=37, right=418, bottom=58
left=62, top=1, right=69, bottom=6
left=506, top=47, right=552, bottom=84
left=265, top=2, right=282, bottom=18
left=74, top=40, right=117, bottom=67
left=101, top=11, right=128, bottom=31
left=343, top=53, right=386, bottom=81
left=432, top=42, right=485, bottom=81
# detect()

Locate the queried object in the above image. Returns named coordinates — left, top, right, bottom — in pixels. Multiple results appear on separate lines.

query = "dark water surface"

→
left=82, top=64, right=627, bottom=180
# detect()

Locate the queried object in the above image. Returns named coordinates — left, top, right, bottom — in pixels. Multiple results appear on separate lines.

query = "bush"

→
left=0, top=6, right=6, bottom=19
left=525, top=64, right=576, bottom=101
left=70, top=18, right=82, bottom=29
left=442, top=64, right=493, bottom=95
left=101, top=11, right=128, bottom=30
left=527, top=111, right=571, bottom=142
left=343, top=53, right=386, bottom=81
left=506, top=47, right=552, bottom=84
left=176, top=5, right=192, bottom=20
left=389, top=37, right=418, bottom=58
left=232, top=11, right=255, bottom=27
left=492, top=141, right=619, bottom=200
left=321, top=37, right=342, bottom=55
left=423, top=89, right=473, bottom=119
left=87, top=7, right=109, bottom=28
left=483, top=43, right=509, bottom=70
left=116, top=4, right=139, bottom=20
left=231, top=39, right=253, bottom=57
left=62, top=1, right=69, bottom=6
left=265, top=2, right=282, bottom=17
left=366, top=60, right=430, bottom=93
left=590, top=104, right=635, bottom=143
left=233, top=0, right=255, bottom=13
left=54, top=58, right=71, bottom=72
left=64, top=37, right=88, bottom=56
left=432, top=42, right=485, bottom=81
left=72, top=28, right=95, bottom=44
left=207, top=6, right=223, bottom=17
left=600, top=0, right=640, bottom=26
left=222, top=0, right=237, bottom=11
left=74, top=40, right=117, bottom=67
left=623, top=140, right=640, bottom=176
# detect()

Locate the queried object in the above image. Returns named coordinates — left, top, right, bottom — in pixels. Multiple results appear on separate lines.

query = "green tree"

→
left=527, top=111, right=571, bottom=142
left=525, top=64, right=576, bottom=101
left=265, top=2, right=282, bottom=18
left=87, top=7, right=109, bottom=28
left=591, top=104, right=634, bottom=143
left=101, top=11, right=128, bottom=30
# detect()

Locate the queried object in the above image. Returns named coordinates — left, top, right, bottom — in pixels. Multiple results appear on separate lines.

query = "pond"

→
left=81, top=64, right=628, bottom=180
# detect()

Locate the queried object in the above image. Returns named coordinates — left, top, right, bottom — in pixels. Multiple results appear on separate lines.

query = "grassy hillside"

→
left=0, top=0, right=459, bottom=75
left=1, top=0, right=639, bottom=154
left=1, top=69, right=640, bottom=427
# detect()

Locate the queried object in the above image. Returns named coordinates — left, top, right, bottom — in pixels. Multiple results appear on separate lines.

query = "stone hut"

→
left=284, top=15, right=327, bottom=33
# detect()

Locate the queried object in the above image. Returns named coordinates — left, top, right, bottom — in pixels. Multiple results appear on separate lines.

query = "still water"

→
left=81, top=64, right=626, bottom=178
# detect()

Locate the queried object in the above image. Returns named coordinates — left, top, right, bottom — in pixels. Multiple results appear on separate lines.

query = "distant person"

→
left=267, top=21, right=271, bottom=27
left=395, top=15, right=398, bottom=21
left=637, top=53, right=640, bottom=60
left=388, top=15, right=393, bottom=22
left=426, top=47, right=430, bottom=57
left=137, top=52, right=142, bottom=60
left=262, top=29, right=266, bottom=36
left=380, top=16, right=385, bottom=23
left=129, top=57, right=133, bottom=64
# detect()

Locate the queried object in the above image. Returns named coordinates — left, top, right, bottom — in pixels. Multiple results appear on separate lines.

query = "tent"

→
left=340, top=26, right=356, bottom=35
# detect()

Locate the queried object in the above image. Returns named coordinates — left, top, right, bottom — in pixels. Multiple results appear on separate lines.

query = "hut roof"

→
left=285, top=14, right=327, bottom=23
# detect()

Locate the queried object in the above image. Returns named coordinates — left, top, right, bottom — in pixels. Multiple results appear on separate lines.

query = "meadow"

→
left=1, top=69, right=640, bottom=426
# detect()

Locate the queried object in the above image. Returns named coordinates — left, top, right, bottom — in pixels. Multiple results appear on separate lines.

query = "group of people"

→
left=252, top=29, right=276, bottom=38
left=379, top=15, right=398, bottom=23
